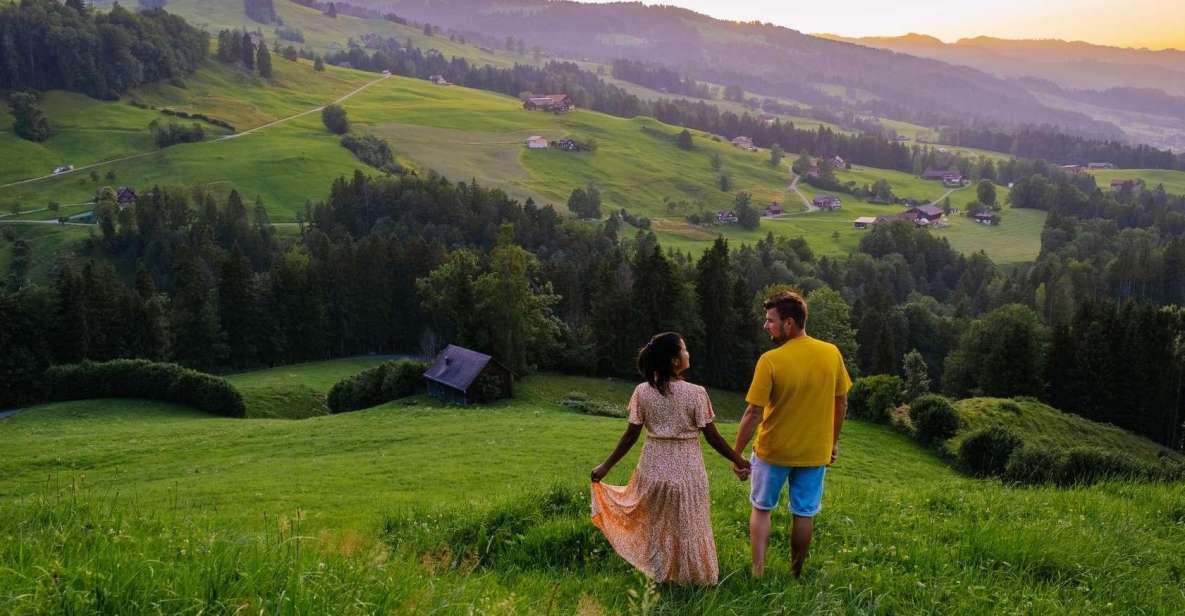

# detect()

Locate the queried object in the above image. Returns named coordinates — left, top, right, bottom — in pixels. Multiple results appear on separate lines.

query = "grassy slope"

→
left=0, top=368, right=1183, bottom=613
left=3, top=57, right=1041, bottom=262
left=0, top=224, right=92, bottom=285
left=1088, top=168, right=1185, bottom=197
left=226, top=356, right=391, bottom=419
left=949, top=397, right=1185, bottom=464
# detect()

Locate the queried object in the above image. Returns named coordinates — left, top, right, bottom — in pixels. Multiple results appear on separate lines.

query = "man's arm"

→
left=831, top=394, right=847, bottom=463
left=733, top=403, right=763, bottom=458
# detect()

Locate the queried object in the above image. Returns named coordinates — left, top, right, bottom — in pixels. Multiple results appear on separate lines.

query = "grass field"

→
left=1088, top=168, right=1185, bottom=197
left=0, top=364, right=1183, bottom=613
left=3, top=58, right=1042, bottom=263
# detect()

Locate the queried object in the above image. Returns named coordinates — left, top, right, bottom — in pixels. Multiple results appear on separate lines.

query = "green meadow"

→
left=3, top=57, right=1041, bottom=262
left=1088, top=168, right=1185, bottom=197
left=1, top=361, right=1183, bottom=614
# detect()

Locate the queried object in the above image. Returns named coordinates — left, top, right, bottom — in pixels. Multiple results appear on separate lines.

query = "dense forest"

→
left=0, top=0, right=208, bottom=99
left=938, top=125, right=1185, bottom=170
left=610, top=59, right=712, bottom=99
left=3, top=160, right=1183, bottom=448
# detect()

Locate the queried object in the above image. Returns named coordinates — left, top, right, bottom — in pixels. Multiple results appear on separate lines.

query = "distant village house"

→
left=523, top=94, right=573, bottom=112
left=429, top=74, right=451, bottom=86
left=764, top=202, right=783, bottom=217
left=812, top=194, right=842, bottom=210
left=715, top=210, right=738, bottom=224
left=526, top=136, right=549, bottom=149
left=730, top=136, right=756, bottom=151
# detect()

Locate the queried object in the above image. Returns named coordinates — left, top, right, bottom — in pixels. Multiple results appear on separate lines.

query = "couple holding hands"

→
left=590, top=291, right=851, bottom=584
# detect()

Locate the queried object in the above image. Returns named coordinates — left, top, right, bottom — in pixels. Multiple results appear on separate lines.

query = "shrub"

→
left=42, top=359, right=245, bottom=417
left=998, top=400, right=1022, bottom=414
left=958, top=425, right=1022, bottom=477
left=848, top=375, right=904, bottom=423
left=321, top=104, right=349, bottom=134
left=1056, top=447, right=1146, bottom=486
left=909, top=394, right=961, bottom=445
left=327, top=359, right=427, bottom=413
left=1004, top=447, right=1064, bottom=485
left=340, top=133, right=396, bottom=171
left=559, top=392, right=626, bottom=418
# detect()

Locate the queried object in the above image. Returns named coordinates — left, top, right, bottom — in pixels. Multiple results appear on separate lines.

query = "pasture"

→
left=0, top=363, right=1183, bottom=613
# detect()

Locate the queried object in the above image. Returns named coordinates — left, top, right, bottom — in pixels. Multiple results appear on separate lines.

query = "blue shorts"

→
left=749, top=454, right=826, bottom=517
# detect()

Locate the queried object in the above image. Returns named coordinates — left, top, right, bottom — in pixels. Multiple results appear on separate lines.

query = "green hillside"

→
left=1, top=54, right=1042, bottom=263
left=0, top=366, right=1182, bottom=613
left=949, top=397, right=1185, bottom=465
left=1088, top=168, right=1185, bottom=196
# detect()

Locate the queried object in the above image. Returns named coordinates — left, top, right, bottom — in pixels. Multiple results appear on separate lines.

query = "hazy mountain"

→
left=372, top=0, right=1121, bottom=138
left=822, top=33, right=1185, bottom=97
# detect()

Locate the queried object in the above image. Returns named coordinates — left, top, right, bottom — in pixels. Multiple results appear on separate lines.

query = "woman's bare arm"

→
left=702, top=422, right=749, bottom=468
left=591, top=423, right=643, bottom=482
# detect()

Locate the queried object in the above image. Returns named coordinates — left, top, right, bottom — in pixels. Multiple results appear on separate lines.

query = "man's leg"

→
left=747, top=455, right=787, bottom=578
left=787, top=466, right=826, bottom=578
left=750, top=507, right=772, bottom=577
left=790, top=515, right=813, bottom=578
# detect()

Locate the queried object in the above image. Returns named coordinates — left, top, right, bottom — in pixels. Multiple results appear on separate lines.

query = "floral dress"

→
left=590, top=379, right=719, bottom=585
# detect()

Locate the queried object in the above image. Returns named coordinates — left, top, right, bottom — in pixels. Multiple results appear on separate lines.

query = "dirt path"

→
left=786, top=170, right=816, bottom=212
left=0, top=74, right=393, bottom=189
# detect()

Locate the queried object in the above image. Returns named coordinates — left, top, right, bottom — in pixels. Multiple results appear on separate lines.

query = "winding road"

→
left=0, top=74, right=393, bottom=192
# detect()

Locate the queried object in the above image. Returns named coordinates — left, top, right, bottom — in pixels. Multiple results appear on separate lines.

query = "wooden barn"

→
left=423, top=345, right=513, bottom=404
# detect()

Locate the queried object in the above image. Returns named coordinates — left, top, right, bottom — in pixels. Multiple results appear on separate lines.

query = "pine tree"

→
left=219, top=245, right=259, bottom=368
left=902, top=349, right=930, bottom=401
left=256, top=40, right=273, bottom=78
left=695, top=237, right=738, bottom=388
left=241, top=32, right=256, bottom=69
left=313, top=56, right=325, bottom=71
left=326, top=2, right=337, bottom=17
left=170, top=248, right=228, bottom=370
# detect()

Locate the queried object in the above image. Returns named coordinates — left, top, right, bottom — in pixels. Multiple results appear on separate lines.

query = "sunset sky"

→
left=584, top=0, right=1184, bottom=50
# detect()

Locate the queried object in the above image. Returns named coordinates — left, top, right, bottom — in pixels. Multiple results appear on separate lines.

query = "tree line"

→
left=610, top=59, right=712, bottom=100
left=2, top=163, right=1182, bottom=447
left=938, top=125, right=1185, bottom=171
left=0, top=0, right=208, bottom=99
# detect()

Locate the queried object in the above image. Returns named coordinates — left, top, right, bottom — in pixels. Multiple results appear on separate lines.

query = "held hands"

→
left=590, top=463, right=610, bottom=483
left=731, top=455, right=751, bottom=481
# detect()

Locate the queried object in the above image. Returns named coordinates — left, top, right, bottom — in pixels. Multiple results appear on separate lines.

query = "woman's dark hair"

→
left=637, top=332, right=683, bottom=395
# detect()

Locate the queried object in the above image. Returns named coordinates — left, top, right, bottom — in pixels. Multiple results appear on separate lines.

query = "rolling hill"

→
left=1, top=55, right=1043, bottom=263
left=0, top=364, right=1182, bottom=613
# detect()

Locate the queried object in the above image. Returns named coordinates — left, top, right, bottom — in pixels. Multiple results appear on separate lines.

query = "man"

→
left=732, top=290, right=851, bottom=578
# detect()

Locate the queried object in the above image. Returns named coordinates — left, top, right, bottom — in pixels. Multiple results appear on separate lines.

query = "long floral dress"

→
left=590, top=379, right=719, bottom=585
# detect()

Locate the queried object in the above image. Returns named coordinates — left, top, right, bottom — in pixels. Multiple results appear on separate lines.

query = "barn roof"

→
left=423, top=345, right=493, bottom=392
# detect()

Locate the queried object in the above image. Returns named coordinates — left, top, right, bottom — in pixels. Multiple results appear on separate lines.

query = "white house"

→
left=526, top=136, right=549, bottom=149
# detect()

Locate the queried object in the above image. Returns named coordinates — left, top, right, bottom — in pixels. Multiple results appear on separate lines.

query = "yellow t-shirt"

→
left=745, top=335, right=852, bottom=467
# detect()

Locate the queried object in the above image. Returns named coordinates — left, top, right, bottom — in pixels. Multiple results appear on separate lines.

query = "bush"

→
left=998, top=400, right=1022, bottom=414
left=42, top=359, right=245, bottom=417
left=321, top=104, right=349, bottom=134
left=958, top=425, right=1022, bottom=477
left=1056, top=447, right=1146, bottom=486
left=848, top=375, right=904, bottom=423
left=559, top=392, right=626, bottom=418
left=327, top=359, right=427, bottom=413
left=909, top=395, right=961, bottom=445
left=1004, top=447, right=1064, bottom=485
left=340, top=133, right=398, bottom=172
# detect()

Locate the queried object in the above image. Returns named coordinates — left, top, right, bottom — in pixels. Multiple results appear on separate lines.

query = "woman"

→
left=590, top=332, right=750, bottom=585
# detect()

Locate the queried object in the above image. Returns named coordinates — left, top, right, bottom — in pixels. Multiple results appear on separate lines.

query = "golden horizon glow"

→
left=576, top=0, right=1184, bottom=51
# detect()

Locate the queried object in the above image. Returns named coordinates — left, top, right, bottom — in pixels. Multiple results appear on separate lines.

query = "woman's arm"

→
left=702, top=422, right=750, bottom=468
left=591, top=423, right=644, bottom=482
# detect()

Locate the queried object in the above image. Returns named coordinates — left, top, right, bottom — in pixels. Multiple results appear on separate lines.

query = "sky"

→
left=579, top=0, right=1185, bottom=50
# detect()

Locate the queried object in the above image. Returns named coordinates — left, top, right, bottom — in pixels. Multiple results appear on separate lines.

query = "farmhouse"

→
left=555, top=138, right=582, bottom=151
left=523, top=94, right=573, bottom=112
left=116, top=187, right=138, bottom=205
left=942, top=175, right=964, bottom=187
left=1060, top=164, right=1084, bottom=173
left=1110, top=179, right=1135, bottom=191
left=423, top=344, right=513, bottom=405
left=853, top=216, right=879, bottom=229
left=715, top=210, right=738, bottom=224
left=764, top=202, right=783, bottom=217
left=429, top=74, right=451, bottom=85
left=730, top=136, right=756, bottom=151
left=830, top=156, right=846, bottom=168
left=813, top=194, right=842, bottom=210
left=973, top=212, right=998, bottom=225
left=1088, top=162, right=1116, bottom=169
left=758, top=112, right=776, bottom=125
left=905, top=203, right=944, bottom=223
left=922, top=168, right=953, bottom=181
left=526, top=136, right=549, bottom=149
